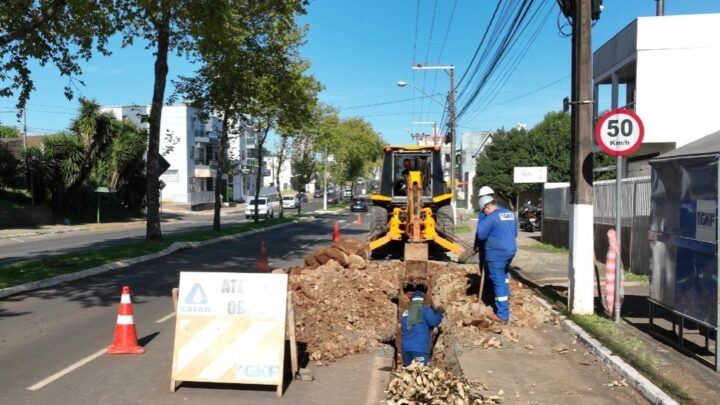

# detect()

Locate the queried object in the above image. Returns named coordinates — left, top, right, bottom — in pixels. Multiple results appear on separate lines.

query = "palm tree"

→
left=62, top=99, right=116, bottom=211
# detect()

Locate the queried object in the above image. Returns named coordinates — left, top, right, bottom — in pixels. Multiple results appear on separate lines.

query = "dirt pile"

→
left=425, top=262, right=556, bottom=370
left=289, top=238, right=401, bottom=364
left=288, top=239, right=555, bottom=366
left=384, top=362, right=501, bottom=405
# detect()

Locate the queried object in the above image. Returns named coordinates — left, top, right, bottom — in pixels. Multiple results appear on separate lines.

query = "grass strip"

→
left=0, top=216, right=296, bottom=289
left=454, top=224, right=472, bottom=234
left=527, top=243, right=568, bottom=254
left=327, top=202, right=349, bottom=211
left=567, top=313, right=692, bottom=402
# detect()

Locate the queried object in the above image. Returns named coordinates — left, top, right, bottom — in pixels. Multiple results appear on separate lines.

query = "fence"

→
left=542, top=176, right=651, bottom=274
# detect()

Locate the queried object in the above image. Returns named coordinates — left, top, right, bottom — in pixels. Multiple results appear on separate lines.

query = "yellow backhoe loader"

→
left=368, top=145, right=468, bottom=287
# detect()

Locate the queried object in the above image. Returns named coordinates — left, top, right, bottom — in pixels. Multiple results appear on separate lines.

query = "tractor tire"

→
left=369, top=205, right=389, bottom=236
left=435, top=205, right=456, bottom=239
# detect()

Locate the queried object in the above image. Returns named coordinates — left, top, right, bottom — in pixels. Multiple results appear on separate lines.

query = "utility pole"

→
left=448, top=67, right=457, bottom=222
left=656, top=0, right=664, bottom=16
left=568, top=0, right=595, bottom=314
left=410, top=64, right=457, bottom=224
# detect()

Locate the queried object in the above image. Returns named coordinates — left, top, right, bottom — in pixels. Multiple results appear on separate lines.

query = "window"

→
left=206, top=178, right=214, bottom=191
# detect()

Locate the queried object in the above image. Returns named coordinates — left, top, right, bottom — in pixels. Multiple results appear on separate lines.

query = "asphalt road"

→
left=0, top=209, right=370, bottom=404
left=0, top=201, right=327, bottom=266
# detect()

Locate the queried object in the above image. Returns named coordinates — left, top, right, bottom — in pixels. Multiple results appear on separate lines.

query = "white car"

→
left=282, top=195, right=298, bottom=209
left=245, top=198, right=274, bottom=219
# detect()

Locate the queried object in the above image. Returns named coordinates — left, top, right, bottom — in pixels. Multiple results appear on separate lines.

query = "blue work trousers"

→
left=402, top=351, right=429, bottom=367
left=487, top=259, right=511, bottom=321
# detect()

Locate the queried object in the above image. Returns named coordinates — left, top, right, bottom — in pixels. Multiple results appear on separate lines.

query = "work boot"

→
left=487, top=312, right=508, bottom=325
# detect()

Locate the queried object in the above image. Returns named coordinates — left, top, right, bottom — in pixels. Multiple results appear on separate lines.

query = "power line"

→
left=337, top=93, right=446, bottom=111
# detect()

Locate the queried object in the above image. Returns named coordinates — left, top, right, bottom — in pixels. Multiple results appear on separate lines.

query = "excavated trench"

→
left=289, top=237, right=553, bottom=403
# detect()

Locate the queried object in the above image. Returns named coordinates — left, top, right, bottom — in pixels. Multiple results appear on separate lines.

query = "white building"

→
left=102, top=104, right=226, bottom=207
left=228, top=121, right=259, bottom=202
left=593, top=13, right=720, bottom=177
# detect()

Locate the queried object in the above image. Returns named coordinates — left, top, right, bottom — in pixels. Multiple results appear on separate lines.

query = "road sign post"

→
left=95, top=187, right=116, bottom=224
left=595, top=109, right=644, bottom=322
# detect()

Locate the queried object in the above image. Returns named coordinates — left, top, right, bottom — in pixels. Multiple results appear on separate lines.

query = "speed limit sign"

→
left=595, top=108, right=644, bottom=156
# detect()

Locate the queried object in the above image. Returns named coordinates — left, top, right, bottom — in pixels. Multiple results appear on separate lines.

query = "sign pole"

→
left=97, top=193, right=101, bottom=224
left=614, top=156, right=623, bottom=322
left=595, top=108, right=644, bottom=323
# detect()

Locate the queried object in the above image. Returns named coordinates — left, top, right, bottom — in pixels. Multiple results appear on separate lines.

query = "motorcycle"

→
left=519, top=201, right=542, bottom=232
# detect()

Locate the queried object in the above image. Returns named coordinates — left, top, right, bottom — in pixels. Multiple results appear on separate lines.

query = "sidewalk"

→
left=454, top=209, right=719, bottom=403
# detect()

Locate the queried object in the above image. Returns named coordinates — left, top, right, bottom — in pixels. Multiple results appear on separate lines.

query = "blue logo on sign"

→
left=185, top=283, right=208, bottom=305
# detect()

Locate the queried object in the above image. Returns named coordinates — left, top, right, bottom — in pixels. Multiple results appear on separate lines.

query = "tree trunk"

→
left=213, top=114, right=229, bottom=231
left=275, top=136, right=288, bottom=218
left=145, top=14, right=170, bottom=241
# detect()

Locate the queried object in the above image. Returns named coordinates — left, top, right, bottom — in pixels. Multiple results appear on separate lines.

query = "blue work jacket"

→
left=475, top=206, right=517, bottom=262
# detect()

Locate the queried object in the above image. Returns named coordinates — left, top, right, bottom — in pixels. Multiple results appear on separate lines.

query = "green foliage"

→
left=314, top=108, right=384, bottom=189
left=0, top=145, right=18, bottom=187
left=0, top=125, right=22, bottom=138
left=172, top=0, right=315, bottom=227
left=474, top=111, right=618, bottom=207
left=0, top=0, right=119, bottom=112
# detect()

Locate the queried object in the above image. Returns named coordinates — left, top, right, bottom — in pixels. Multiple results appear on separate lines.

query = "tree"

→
left=63, top=99, right=117, bottom=211
left=173, top=0, right=312, bottom=229
left=247, top=60, right=321, bottom=223
left=0, top=125, right=22, bottom=138
left=0, top=0, right=118, bottom=112
left=273, top=135, right=290, bottom=217
left=324, top=117, right=384, bottom=195
left=474, top=110, right=614, bottom=208
left=0, top=145, right=18, bottom=188
left=91, top=119, right=148, bottom=211
left=118, top=0, right=224, bottom=240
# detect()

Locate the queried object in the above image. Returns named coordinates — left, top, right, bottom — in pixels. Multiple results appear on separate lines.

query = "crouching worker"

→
left=400, top=287, right=444, bottom=367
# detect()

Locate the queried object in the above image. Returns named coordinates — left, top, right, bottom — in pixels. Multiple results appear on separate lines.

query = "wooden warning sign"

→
left=170, top=272, right=288, bottom=396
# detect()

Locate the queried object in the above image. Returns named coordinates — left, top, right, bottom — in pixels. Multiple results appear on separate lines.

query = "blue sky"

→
left=2, top=0, right=720, bottom=145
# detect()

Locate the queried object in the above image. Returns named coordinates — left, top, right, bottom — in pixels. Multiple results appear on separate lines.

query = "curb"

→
left=533, top=296, right=679, bottom=405
left=0, top=221, right=297, bottom=300
left=0, top=226, right=87, bottom=240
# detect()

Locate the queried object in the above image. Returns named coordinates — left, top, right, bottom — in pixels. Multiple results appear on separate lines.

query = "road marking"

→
left=27, top=347, right=106, bottom=391
left=156, top=312, right=175, bottom=323
left=365, top=356, right=386, bottom=405
left=11, top=238, right=24, bottom=242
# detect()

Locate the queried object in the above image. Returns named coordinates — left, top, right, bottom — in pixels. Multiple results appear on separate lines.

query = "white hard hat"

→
left=478, top=186, right=494, bottom=196
left=478, top=195, right=494, bottom=209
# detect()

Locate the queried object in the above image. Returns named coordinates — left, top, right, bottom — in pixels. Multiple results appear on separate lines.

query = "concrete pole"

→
left=656, top=0, right=665, bottom=16
left=448, top=67, right=457, bottom=224
left=568, top=0, right=595, bottom=314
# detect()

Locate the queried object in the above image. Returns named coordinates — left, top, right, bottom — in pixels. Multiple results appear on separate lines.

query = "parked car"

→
left=245, top=197, right=274, bottom=219
left=296, top=192, right=308, bottom=203
left=313, top=189, right=323, bottom=198
left=282, top=195, right=298, bottom=209
left=350, top=197, right=368, bottom=212
left=326, top=191, right=339, bottom=205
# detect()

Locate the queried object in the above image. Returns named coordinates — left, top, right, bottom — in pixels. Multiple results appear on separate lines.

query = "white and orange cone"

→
left=107, top=286, right=145, bottom=354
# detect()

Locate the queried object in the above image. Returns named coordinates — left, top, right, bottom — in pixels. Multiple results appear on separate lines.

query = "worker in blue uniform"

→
left=400, top=288, right=444, bottom=366
left=475, top=195, right=517, bottom=324
left=472, top=186, right=495, bottom=301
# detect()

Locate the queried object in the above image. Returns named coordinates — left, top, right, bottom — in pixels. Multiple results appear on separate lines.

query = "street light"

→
left=398, top=64, right=457, bottom=224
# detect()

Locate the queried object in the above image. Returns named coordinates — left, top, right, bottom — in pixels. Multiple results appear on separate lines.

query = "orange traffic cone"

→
left=107, top=286, right=145, bottom=354
left=333, top=222, right=340, bottom=242
left=356, top=213, right=363, bottom=225
left=257, top=241, right=269, bottom=272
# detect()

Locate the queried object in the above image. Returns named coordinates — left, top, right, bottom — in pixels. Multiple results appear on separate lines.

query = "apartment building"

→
left=101, top=104, right=225, bottom=207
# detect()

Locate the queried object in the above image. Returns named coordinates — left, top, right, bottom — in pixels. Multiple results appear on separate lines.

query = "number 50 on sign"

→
left=595, top=108, right=645, bottom=157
